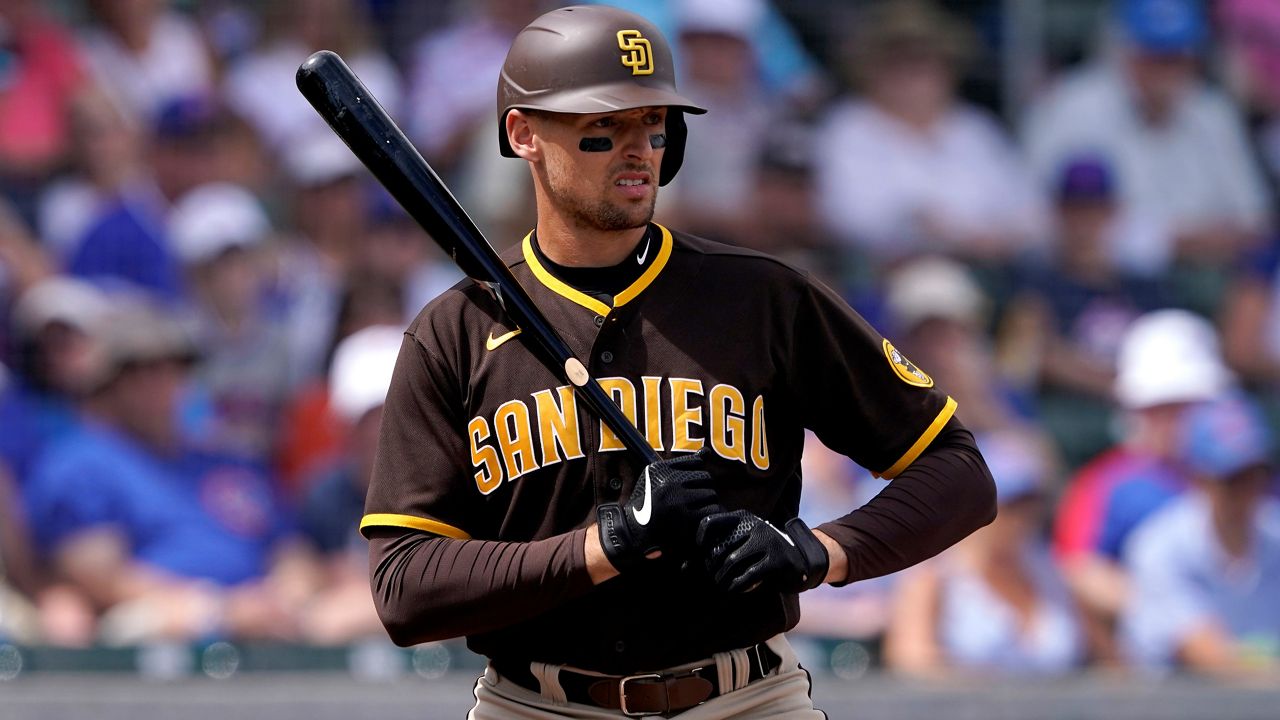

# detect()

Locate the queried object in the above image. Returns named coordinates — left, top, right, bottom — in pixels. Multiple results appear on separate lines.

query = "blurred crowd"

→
left=1, top=0, right=1279, bottom=681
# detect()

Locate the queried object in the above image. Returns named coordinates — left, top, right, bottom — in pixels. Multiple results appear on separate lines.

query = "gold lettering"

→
left=469, top=416, right=503, bottom=494
left=670, top=378, right=705, bottom=452
left=709, top=384, right=747, bottom=463
left=598, top=377, right=639, bottom=452
left=532, top=386, right=584, bottom=467
left=750, top=395, right=770, bottom=470
left=495, top=400, right=537, bottom=480
left=641, top=376, right=664, bottom=451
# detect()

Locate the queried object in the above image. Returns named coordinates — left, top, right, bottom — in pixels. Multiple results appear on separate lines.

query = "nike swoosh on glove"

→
left=696, top=510, right=829, bottom=594
left=597, top=447, right=722, bottom=573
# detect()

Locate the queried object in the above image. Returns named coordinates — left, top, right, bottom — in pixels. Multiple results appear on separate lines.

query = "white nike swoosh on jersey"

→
left=485, top=328, right=522, bottom=351
left=636, top=236, right=651, bottom=265
left=764, top=521, right=795, bottom=547
left=632, top=467, right=654, bottom=526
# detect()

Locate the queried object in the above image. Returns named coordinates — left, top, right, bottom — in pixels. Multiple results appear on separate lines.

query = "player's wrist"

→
left=596, top=502, right=643, bottom=573
left=782, top=518, right=829, bottom=592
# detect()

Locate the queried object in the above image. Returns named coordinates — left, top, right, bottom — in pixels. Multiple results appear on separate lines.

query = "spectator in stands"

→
left=295, top=325, right=402, bottom=644
left=405, top=0, right=545, bottom=178
left=1219, top=0, right=1280, bottom=206
left=1122, top=394, right=1280, bottom=676
left=404, top=2, right=544, bottom=243
left=223, top=0, right=403, bottom=153
left=0, top=0, right=86, bottom=223
left=35, top=88, right=144, bottom=262
left=1001, top=155, right=1172, bottom=466
left=734, top=121, right=846, bottom=289
left=268, top=129, right=369, bottom=390
left=0, top=276, right=106, bottom=485
left=63, top=94, right=245, bottom=302
left=274, top=273, right=406, bottom=497
left=814, top=0, right=1047, bottom=264
left=79, top=0, right=215, bottom=124
left=22, top=299, right=318, bottom=644
left=359, top=189, right=460, bottom=320
left=885, top=430, right=1084, bottom=676
left=1025, top=0, right=1270, bottom=276
left=660, top=0, right=776, bottom=242
left=1054, top=309, right=1233, bottom=663
left=885, top=256, right=1041, bottom=435
left=168, top=182, right=292, bottom=463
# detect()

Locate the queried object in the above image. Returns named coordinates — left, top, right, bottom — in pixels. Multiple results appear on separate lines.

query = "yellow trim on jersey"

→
left=614, top=224, right=673, bottom=306
left=877, top=396, right=958, bottom=480
left=359, top=513, right=472, bottom=539
left=521, top=224, right=674, bottom=316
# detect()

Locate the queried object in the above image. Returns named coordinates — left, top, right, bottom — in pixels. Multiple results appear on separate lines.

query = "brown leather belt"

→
left=492, top=642, right=781, bottom=717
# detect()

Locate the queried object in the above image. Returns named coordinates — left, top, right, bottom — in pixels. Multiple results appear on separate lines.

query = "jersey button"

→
left=594, top=315, right=605, bottom=328
left=600, top=351, right=614, bottom=364
left=614, top=641, right=626, bottom=653
left=608, top=477, right=622, bottom=491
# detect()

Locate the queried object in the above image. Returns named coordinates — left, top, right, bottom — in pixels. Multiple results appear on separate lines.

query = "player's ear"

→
left=506, top=109, right=540, bottom=161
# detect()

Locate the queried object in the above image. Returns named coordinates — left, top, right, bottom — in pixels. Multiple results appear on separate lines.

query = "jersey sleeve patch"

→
left=882, top=339, right=934, bottom=388
left=877, top=396, right=957, bottom=479
left=359, top=513, right=472, bottom=539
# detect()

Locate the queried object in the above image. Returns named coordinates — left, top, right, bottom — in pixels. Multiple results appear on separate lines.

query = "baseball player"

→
left=362, top=6, right=996, bottom=718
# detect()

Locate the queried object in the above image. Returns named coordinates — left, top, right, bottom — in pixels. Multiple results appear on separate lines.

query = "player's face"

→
left=533, top=107, right=667, bottom=232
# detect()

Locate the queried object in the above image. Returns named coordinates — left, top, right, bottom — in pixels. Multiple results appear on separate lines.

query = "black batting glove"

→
left=696, top=510, right=829, bottom=594
left=597, top=448, right=721, bottom=573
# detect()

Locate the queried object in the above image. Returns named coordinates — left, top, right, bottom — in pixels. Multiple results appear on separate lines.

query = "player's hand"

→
left=596, top=447, right=721, bottom=572
left=696, top=510, right=828, bottom=594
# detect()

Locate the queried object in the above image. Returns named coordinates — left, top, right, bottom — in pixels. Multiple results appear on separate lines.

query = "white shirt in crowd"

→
left=1025, top=62, right=1270, bottom=274
left=80, top=11, right=215, bottom=123
left=224, top=41, right=403, bottom=152
left=814, top=100, right=1048, bottom=259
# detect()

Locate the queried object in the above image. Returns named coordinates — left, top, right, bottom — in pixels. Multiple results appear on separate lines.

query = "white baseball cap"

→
left=169, top=183, right=270, bottom=265
left=12, top=275, right=109, bottom=338
left=329, top=325, right=405, bottom=424
left=885, top=255, right=986, bottom=331
left=1114, top=309, right=1233, bottom=409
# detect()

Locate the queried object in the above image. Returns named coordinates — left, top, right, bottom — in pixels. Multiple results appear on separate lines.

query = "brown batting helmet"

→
left=497, top=5, right=706, bottom=186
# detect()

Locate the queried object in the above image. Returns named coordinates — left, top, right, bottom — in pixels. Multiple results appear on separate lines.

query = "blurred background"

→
left=3, top=0, right=1280, bottom=716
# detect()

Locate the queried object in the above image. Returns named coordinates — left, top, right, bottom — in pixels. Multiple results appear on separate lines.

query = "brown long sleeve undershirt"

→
left=367, top=421, right=994, bottom=646
left=818, top=420, right=997, bottom=585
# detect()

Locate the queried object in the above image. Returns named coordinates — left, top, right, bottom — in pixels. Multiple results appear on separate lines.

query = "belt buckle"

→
left=618, top=672, right=663, bottom=717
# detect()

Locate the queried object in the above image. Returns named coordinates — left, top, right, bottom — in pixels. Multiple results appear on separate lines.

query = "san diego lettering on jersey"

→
left=468, top=375, right=770, bottom=493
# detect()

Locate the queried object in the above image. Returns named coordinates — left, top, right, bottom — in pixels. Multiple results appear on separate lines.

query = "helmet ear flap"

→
left=658, top=111, right=686, bottom=187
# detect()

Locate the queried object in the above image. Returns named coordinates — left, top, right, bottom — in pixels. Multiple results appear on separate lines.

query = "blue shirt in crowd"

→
left=24, top=421, right=289, bottom=586
left=66, top=196, right=185, bottom=303
left=1122, top=494, right=1280, bottom=669
left=0, top=377, right=80, bottom=486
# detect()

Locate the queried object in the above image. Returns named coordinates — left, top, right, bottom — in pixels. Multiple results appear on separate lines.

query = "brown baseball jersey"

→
left=363, top=223, right=955, bottom=672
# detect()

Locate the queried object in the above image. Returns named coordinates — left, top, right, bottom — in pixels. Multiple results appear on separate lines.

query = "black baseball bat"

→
left=296, top=50, right=659, bottom=465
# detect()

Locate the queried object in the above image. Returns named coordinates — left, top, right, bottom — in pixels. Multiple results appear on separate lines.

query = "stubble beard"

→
left=545, top=164, right=656, bottom=233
